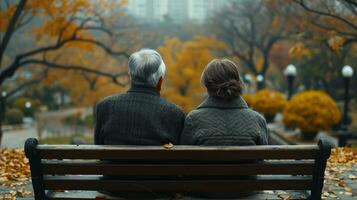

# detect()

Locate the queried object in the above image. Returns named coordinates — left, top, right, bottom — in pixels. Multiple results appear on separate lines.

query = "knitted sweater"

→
left=94, top=85, right=185, bottom=145
left=180, top=96, right=269, bottom=146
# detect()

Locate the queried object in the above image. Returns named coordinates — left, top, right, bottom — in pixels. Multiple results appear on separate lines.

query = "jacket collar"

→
left=197, top=96, right=248, bottom=109
left=127, top=83, right=160, bottom=96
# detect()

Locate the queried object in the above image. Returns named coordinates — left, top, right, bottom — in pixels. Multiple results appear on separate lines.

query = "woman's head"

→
left=201, top=58, right=244, bottom=100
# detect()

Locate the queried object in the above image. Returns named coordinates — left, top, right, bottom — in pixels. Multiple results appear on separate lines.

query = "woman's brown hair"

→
left=201, top=58, right=244, bottom=100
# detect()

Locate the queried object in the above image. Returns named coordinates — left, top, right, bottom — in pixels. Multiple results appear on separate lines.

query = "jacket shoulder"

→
left=159, top=98, right=185, bottom=115
left=96, top=94, right=125, bottom=107
left=246, top=108, right=267, bottom=124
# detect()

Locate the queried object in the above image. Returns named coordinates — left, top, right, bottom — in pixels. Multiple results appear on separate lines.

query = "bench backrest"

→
left=25, top=138, right=332, bottom=200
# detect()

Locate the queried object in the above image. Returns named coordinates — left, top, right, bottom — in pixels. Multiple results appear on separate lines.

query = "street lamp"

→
left=256, top=74, right=264, bottom=90
left=244, top=74, right=253, bottom=93
left=341, top=65, right=353, bottom=131
left=244, top=74, right=253, bottom=84
left=25, top=101, right=32, bottom=109
left=337, top=65, right=354, bottom=147
left=284, top=64, right=297, bottom=100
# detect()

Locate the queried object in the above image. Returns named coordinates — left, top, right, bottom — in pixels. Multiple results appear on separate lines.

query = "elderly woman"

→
left=180, top=58, right=268, bottom=146
left=180, top=58, right=268, bottom=198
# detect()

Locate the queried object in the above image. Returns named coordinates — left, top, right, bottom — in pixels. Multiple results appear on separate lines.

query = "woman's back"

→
left=180, top=96, right=268, bottom=145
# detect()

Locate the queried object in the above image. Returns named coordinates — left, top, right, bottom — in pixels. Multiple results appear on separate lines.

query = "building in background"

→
left=126, top=0, right=169, bottom=23
left=168, top=0, right=188, bottom=24
left=125, top=0, right=232, bottom=24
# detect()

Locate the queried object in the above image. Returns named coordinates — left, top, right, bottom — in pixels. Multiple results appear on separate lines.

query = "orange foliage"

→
left=283, top=91, right=341, bottom=133
left=158, top=36, right=225, bottom=112
left=289, top=42, right=312, bottom=58
left=0, top=0, right=130, bottom=106
left=43, top=47, right=128, bottom=106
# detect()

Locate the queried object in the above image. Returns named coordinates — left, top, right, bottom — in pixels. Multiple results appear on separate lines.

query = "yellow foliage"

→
left=242, top=93, right=254, bottom=107
left=289, top=42, right=312, bottom=58
left=283, top=90, right=341, bottom=133
left=327, top=35, right=345, bottom=52
left=0, top=5, right=17, bottom=32
left=158, top=36, right=225, bottom=112
left=250, top=89, right=287, bottom=116
left=0, top=0, right=130, bottom=106
left=42, top=47, right=127, bottom=106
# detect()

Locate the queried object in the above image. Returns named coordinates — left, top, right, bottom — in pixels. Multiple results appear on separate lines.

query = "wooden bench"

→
left=25, top=138, right=332, bottom=200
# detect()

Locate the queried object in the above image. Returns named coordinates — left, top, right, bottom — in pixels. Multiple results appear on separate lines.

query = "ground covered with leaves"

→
left=0, top=147, right=356, bottom=200
left=323, top=147, right=357, bottom=199
left=0, top=149, right=32, bottom=200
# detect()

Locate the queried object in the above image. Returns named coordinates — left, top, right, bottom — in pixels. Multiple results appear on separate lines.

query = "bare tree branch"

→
left=295, top=0, right=357, bottom=31
left=4, top=70, right=48, bottom=99
left=19, top=59, right=128, bottom=87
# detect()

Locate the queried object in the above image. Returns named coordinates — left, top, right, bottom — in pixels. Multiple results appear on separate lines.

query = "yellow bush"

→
left=283, top=90, right=341, bottom=133
left=251, top=89, right=287, bottom=116
left=242, top=93, right=254, bottom=107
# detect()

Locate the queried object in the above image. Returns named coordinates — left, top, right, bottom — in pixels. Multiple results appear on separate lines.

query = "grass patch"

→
left=40, top=135, right=93, bottom=144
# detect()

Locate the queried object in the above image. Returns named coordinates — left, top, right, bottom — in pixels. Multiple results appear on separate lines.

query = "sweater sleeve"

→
left=180, top=115, right=197, bottom=145
left=94, top=101, right=104, bottom=145
left=256, top=116, right=269, bottom=145
left=173, top=110, right=186, bottom=145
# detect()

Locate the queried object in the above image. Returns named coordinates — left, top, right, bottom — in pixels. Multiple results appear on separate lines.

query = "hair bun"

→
left=216, top=79, right=241, bottom=99
left=202, top=58, right=244, bottom=100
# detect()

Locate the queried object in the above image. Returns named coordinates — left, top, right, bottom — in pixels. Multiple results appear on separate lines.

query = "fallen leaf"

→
left=163, top=143, right=173, bottom=149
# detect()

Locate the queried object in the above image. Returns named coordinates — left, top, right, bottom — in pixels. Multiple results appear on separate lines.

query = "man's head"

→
left=128, top=49, right=166, bottom=90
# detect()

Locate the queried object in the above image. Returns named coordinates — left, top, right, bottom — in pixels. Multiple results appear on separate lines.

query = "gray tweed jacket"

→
left=180, top=96, right=269, bottom=145
left=94, top=84, right=185, bottom=145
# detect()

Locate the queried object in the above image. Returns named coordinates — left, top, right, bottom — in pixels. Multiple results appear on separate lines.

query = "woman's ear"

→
left=156, top=77, right=163, bottom=91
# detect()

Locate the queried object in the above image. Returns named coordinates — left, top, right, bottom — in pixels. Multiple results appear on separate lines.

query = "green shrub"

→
left=83, top=115, right=94, bottom=128
left=40, top=135, right=93, bottom=144
left=5, top=108, right=24, bottom=125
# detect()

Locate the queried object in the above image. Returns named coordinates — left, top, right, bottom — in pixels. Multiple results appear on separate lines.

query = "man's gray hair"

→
left=128, top=49, right=166, bottom=87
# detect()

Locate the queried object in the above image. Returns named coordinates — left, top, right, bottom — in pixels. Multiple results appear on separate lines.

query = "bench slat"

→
left=42, top=161, right=315, bottom=175
left=43, top=175, right=312, bottom=191
left=46, top=190, right=309, bottom=200
left=37, top=145, right=320, bottom=160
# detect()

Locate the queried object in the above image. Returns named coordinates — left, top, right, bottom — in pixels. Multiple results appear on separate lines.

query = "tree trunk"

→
left=0, top=117, right=3, bottom=145
left=0, top=97, right=5, bottom=144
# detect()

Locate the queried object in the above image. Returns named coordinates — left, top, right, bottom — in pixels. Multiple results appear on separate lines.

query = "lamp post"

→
left=244, top=74, right=253, bottom=94
left=244, top=74, right=253, bottom=85
left=256, top=74, right=264, bottom=90
left=284, top=64, right=297, bottom=100
left=341, top=65, right=353, bottom=130
left=338, top=65, right=354, bottom=146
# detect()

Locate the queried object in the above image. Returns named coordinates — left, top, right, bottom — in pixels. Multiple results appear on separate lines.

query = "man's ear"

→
left=156, top=77, right=163, bottom=91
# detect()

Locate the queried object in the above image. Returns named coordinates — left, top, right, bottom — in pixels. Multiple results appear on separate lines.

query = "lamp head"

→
left=284, top=64, right=297, bottom=76
left=256, top=74, right=264, bottom=82
left=342, top=65, right=353, bottom=78
left=244, top=74, right=253, bottom=83
left=25, top=102, right=32, bottom=109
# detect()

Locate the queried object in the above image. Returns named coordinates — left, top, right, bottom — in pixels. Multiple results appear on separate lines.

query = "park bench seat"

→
left=24, top=138, right=332, bottom=200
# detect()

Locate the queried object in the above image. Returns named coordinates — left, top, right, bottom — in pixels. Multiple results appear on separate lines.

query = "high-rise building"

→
left=125, top=0, right=231, bottom=24
left=126, top=0, right=168, bottom=23
left=168, top=0, right=188, bottom=24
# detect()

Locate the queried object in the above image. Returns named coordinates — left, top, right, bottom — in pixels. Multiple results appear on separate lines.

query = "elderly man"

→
left=94, top=49, right=185, bottom=145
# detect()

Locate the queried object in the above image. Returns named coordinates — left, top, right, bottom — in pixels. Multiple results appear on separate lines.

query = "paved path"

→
left=1, top=127, right=38, bottom=148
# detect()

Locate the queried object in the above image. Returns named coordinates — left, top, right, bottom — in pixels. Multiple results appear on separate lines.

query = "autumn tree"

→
left=210, top=0, right=296, bottom=88
left=42, top=46, right=130, bottom=106
left=158, top=36, right=225, bottom=112
left=289, top=0, right=357, bottom=97
left=0, top=0, right=132, bottom=143
left=294, top=0, right=357, bottom=46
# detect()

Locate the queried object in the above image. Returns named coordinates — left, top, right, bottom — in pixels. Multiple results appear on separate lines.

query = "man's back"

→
left=94, top=85, right=185, bottom=145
